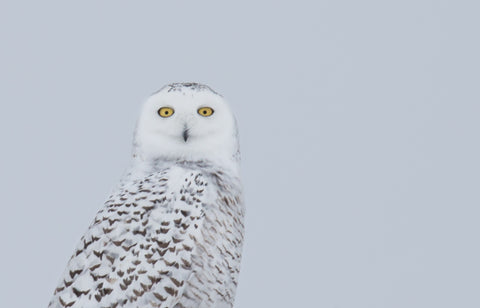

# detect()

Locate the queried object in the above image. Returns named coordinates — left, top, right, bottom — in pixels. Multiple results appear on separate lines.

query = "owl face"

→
left=135, top=84, right=239, bottom=165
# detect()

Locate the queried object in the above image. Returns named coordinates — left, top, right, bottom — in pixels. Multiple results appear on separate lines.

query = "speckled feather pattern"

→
left=48, top=161, right=244, bottom=308
left=152, top=83, right=220, bottom=97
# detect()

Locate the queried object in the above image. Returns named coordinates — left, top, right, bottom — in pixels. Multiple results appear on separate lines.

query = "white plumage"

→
left=48, top=83, right=244, bottom=308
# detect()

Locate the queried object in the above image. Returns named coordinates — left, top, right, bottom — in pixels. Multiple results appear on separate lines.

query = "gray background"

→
left=0, top=1, right=479, bottom=307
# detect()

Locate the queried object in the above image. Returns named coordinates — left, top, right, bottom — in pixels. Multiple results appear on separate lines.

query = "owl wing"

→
left=48, top=168, right=208, bottom=308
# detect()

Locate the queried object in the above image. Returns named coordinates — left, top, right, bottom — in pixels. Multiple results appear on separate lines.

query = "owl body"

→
left=49, top=84, right=244, bottom=308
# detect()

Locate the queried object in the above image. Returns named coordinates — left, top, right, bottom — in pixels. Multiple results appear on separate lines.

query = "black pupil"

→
left=203, top=110, right=207, bottom=114
left=165, top=111, right=169, bottom=115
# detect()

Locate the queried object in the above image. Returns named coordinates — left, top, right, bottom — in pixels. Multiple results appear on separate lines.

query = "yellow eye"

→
left=158, top=107, right=174, bottom=118
left=198, top=107, right=214, bottom=117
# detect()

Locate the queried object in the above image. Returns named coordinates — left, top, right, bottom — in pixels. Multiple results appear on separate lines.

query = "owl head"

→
left=134, top=83, right=240, bottom=169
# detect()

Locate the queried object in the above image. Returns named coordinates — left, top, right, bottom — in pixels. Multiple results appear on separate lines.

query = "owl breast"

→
left=49, top=163, right=244, bottom=308
left=172, top=165, right=245, bottom=308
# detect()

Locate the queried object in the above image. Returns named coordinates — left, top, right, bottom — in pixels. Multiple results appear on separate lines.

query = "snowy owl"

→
left=48, top=83, right=245, bottom=308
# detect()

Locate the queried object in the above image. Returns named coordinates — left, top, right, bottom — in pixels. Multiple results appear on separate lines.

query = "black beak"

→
left=182, top=127, right=189, bottom=142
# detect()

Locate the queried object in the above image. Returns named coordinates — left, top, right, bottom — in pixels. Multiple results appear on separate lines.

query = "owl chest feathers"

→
left=101, top=162, right=244, bottom=307
left=50, top=162, right=244, bottom=308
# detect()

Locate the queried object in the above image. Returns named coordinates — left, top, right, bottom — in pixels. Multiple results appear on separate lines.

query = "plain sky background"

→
left=1, top=1, right=479, bottom=307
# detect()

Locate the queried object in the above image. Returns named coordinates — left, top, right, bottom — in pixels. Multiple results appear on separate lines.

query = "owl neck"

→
left=130, top=153, right=241, bottom=180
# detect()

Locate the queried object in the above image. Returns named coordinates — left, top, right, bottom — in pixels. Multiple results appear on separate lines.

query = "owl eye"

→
left=198, top=107, right=214, bottom=117
left=158, top=107, right=174, bottom=118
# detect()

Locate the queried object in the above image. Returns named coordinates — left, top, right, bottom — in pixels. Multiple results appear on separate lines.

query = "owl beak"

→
left=182, top=126, right=189, bottom=142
